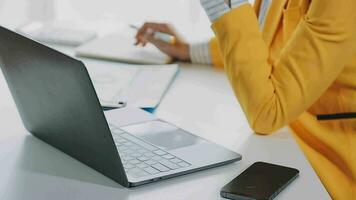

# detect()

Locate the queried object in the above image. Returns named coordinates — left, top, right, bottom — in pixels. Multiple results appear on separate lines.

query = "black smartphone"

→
left=220, top=162, right=299, bottom=200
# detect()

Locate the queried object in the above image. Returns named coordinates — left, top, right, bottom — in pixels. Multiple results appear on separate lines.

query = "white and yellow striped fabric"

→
left=190, top=0, right=272, bottom=65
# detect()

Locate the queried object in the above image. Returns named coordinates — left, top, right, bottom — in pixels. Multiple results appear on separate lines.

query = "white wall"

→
left=0, top=0, right=27, bottom=28
left=0, top=0, right=255, bottom=40
left=54, top=0, right=214, bottom=41
left=53, top=0, right=254, bottom=41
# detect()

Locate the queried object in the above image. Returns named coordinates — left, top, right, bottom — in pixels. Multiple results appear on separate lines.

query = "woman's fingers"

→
left=133, top=22, right=190, bottom=61
left=135, top=22, right=176, bottom=46
left=140, top=23, right=175, bottom=35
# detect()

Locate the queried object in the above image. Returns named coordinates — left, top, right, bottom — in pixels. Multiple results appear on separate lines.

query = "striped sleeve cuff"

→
left=189, top=42, right=212, bottom=65
left=200, top=0, right=230, bottom=22
left=230, top=0, right=249, bottom=9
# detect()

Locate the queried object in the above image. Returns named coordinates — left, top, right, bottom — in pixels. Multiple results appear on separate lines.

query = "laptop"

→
left=0, top=26, right=241, bottom=187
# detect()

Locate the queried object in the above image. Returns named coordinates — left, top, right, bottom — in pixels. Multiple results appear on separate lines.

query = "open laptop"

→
left=0, top=26, right=241, bottom=187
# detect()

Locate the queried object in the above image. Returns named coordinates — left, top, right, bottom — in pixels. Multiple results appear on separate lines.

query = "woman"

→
left=135, top=0, right=355, bottom=199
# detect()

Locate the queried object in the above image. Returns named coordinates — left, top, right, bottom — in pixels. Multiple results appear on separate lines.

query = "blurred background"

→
left=0, top=0, right=254, bottom=42
left=0, top=0, right=214, bottom=42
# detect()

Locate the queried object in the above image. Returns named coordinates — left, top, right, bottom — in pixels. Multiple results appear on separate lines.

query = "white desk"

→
left=0, top=43, right=330, bottom=199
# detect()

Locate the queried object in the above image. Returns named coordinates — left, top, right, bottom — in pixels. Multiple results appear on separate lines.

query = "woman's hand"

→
left=135, top=22, right=190, bottom=62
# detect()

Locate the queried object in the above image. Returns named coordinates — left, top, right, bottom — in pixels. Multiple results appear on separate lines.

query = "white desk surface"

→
left=0, top=45, right=330, bottom=200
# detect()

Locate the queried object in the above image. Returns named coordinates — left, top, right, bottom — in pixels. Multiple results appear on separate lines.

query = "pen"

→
left=130, top=24, right=175, bottom=44
left=101, top=100, right=127, bottom=109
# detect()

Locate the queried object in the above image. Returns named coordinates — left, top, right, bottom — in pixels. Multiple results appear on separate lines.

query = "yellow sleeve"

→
left=209, top=37, right=224, bottom=69
left=208, top=0, right=261, bottom=70
left=211, top=2, right=355, bottom=134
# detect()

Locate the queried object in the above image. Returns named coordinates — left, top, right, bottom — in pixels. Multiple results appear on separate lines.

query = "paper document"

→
left=76, top=27, right=172, bottom=65
left=16, top=21, right=97, bottom=46
left=84, top=61, right=178, bottom=108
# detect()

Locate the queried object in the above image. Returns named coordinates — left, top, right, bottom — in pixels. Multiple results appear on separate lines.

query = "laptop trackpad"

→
left=121, top=120, right=201, bottom=150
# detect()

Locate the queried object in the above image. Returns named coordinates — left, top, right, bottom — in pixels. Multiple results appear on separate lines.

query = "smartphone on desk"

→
left=220, top=162, right=299, bottom=200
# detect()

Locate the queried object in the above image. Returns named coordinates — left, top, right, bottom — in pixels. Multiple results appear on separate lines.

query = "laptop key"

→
left=130, top=145, right=142, bottom=151
left=159, top=159, right=180, bottom=170
left=162, top=154, right=175, bottom=159
left=153, top=150, right=167, bottom=156
left=170, top=158, right=183, bottom=163
left=137, top=156, right=150, bottom=161
left=129, top=159, right=141, bottom=165
left=122, top=140, right=130, bottom=144
left=125, top=142, right=136, bottom=147
left=152, top=156, right=163, bottom=161
left=143, top=167, right=160, bottom=175
left=144, top=152, right=155, bottom=157
left=123, top=149, right=134, bottom=155
left=121, top=133, right=158, bottom=151
left=131, top=153, right=142, bottom=158
left=128, top=168, right=149, bottom=177
left=138, top=149, right=148, bottom=154
left=144, top=160, right=157, bottom=165
left=137, top=163, right=149, bottom=169
left=129, top=168, right=145, bottom=176
left=135, top=171, right=149, bottom=177
left=124, top=163, right=135, bottom=169
left=177, top=162, right=190, bottom=167
left=152, top=163, right=170, bottom=172
left=122, top=155, right=134, bottom=161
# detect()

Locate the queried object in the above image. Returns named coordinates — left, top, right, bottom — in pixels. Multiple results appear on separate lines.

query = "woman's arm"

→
left=209, top=37, right=224, bottom=68
left=134, top=22, right=217, bottom=66
left=209, top=1, right=355, bottom=133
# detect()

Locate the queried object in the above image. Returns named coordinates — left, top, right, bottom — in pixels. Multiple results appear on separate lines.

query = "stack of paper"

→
left=84, top=60, right=178, bottom=109
left=76, top=28, right=172, bottom=65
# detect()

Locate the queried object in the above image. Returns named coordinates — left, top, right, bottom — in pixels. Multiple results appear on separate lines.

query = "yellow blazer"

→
left=208, top=0, right=356, bottom=199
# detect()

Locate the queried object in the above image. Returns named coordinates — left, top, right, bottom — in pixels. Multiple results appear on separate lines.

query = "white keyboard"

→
left=109, top=124, right=190, bottom=178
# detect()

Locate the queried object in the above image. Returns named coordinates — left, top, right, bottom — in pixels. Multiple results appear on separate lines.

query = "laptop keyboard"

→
left=109, top=124, right=191, bottom=178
